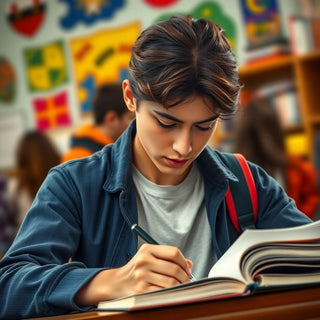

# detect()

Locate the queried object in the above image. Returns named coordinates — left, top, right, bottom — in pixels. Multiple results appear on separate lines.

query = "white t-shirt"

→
left=132, top=163, right=216, bottom=279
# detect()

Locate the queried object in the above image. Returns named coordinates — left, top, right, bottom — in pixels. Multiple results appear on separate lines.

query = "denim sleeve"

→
left=0, top=167, right=104, bottom=319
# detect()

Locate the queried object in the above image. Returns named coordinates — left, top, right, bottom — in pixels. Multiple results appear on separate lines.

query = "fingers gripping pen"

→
left=131, top=223, right=197, bottom=281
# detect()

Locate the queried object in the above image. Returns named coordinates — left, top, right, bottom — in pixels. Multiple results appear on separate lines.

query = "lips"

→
left=165, top=157, right=189, bottom=168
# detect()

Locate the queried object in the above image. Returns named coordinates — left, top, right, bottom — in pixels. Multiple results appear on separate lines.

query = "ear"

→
left=122, top=79, right=136, bottom=112
left=104, top=110, right=117, bottom=124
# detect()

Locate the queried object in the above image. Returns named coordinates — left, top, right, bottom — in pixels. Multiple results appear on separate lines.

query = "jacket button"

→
left=125, top=253, right=132, bottom=262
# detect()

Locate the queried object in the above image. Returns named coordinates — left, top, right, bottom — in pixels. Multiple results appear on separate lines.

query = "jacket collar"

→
left=103, top=119, right=136, bottom=193
left=197, top=147, right=239, bottom=188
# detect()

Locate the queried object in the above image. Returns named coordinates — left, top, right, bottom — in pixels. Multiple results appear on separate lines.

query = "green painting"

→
left=154, top=2, right=237, bottom=54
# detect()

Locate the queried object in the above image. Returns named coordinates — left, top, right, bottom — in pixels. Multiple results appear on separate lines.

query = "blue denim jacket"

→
left=0, top=120, right=311, bottom=319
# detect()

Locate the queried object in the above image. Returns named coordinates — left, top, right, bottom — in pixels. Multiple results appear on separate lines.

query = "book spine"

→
left=311, top=17, right=320, bottom=50
left=288, top=15, right=314, bottom=54
left=245, top=44, right=291, bottom=61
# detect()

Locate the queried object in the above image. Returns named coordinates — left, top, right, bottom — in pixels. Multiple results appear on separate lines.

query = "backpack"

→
left=70, top=136, right=105, bottom=154
left=219, top=153, right=258, bottom=233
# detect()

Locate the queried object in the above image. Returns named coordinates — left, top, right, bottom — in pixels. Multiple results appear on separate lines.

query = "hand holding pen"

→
left=132, top=224, right=197, bottom=281
left=75, top=230, right=195, bottom=305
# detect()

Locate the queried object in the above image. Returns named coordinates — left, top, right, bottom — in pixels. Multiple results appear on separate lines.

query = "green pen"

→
left=131, top=224, right=159, bottom=245
left=131, top=223, right=197, bottom=281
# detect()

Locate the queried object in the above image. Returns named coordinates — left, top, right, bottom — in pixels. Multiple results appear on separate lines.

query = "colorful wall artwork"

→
left=6, top=0, right=46, bottom=37
left=59, top=0, right=126, bottom=30
left=24, top=40, right=68, bottom=92
left=0, top=57, right=16, bottom=103
left=154, top=2, right=237, bottom=52
left=69, top=21, right=140, bottom=115
left=240, top=0, right=284, bottom=48
left=32, top=90, right=71, bottom=131
left=143, top=0, right=179, bottom=8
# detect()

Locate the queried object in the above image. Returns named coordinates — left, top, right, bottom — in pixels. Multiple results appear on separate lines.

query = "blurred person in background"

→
left=0, top=173, right=15, bottom=257
left=234, top=97, right=319, bottom=219
left=62, top=83, right=135, bottom=162
left=6, top=130, right=61, bottom=233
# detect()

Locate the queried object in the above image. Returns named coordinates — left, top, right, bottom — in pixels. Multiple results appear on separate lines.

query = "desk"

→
left=30, top=286, right=320, bottom=320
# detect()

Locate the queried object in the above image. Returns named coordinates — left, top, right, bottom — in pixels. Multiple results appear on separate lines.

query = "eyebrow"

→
left=153, top=110, right=220, bottom=124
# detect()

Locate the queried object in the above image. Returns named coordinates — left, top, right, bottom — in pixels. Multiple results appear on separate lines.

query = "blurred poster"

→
left=154, top=2, right=237, bottom=52
left=0, top=57, right=16, bottom=103
left=24, top=40, right=68, bottom=92
left=6, top=0, right=46, bottom=37
left=32, top=90, right=72, bottom=131
left=69, top=22, right=140, bottom=115
left=240, top=0, right=285, bottom=48
left=0, top=112, right=24, bottom=169
left=60, top=0, right=126, bottom=30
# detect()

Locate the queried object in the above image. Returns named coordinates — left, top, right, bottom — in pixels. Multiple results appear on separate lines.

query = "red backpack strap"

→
left=234, top=153, right=258, bottom=217
left=221, top=153, right=258, bottom=232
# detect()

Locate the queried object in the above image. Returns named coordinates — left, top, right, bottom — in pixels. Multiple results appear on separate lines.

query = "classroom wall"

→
left=0, top=0, right=301, bottom=170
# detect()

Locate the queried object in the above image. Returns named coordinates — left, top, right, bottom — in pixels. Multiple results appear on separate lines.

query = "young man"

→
left=62, top=83, right=135, bottom=162
left=0, top=16, right=311, bottom=319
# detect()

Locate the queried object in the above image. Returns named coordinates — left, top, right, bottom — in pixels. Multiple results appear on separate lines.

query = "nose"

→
left=172, top=129, right=192, bottom=156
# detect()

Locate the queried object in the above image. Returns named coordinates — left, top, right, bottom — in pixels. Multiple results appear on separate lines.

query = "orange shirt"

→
left=62, top=124, right=113, bottom=163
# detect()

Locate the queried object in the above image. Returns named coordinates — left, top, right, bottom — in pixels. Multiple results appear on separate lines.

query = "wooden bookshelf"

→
left=293, top=51, right=320, bottom=162
left=212, top=51, right=320, bottom=164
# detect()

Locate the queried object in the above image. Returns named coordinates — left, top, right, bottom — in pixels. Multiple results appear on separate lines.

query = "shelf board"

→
left=239, top=55, right=294, bottom=77
left=284, top=124, right=304, bottom=133
left=295, top=50, right=320, bottom=62
left=308, top=114, right=320, bottom=125
left=239, top=50, right=320, bottom=77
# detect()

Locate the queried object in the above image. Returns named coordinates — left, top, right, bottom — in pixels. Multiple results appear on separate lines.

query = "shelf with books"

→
left=212, top=51, right=320, bottom=163
left=236, top=50, right=320, bottom=163
left=294, top=50, right=320, bottom=162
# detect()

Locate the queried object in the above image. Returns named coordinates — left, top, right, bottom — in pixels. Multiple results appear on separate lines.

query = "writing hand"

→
left=75, top=244, right=193, bottom=307
left=117, top=244, right=193, bottom=294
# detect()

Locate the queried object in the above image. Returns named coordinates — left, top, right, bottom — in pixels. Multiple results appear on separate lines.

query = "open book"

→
left=97, top=221, right=320, bottom=311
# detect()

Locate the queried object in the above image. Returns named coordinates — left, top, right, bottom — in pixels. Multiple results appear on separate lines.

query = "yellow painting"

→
left=69, top=21, right=141, bottom=114
left=25, top=40, right=68, bottom=92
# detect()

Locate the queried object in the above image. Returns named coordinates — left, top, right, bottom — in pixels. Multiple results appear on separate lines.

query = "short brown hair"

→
left=128, top=15, right=240, bottom=116
left=93, top=83, right=128, bottom=125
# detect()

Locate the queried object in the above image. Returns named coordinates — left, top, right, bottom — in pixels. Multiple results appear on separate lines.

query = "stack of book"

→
left=244, top=37, right=291, bottom=65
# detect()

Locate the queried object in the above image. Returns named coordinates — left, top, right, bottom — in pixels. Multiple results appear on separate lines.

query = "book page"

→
left=208, top=221, right=320, bottom=283
left=97, top=277, right=248, bottom=311
left=241, top=243, right=320, bottom=280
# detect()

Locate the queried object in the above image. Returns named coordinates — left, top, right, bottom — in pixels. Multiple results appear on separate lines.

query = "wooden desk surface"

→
left=29, top=285, right=320, bottom=320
